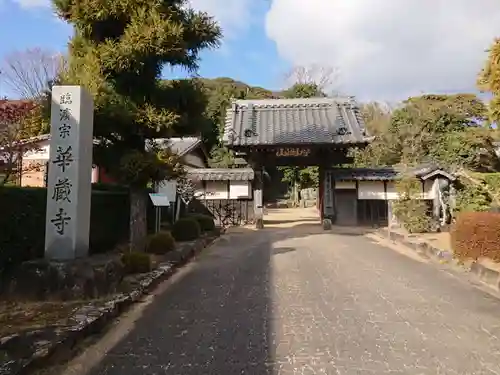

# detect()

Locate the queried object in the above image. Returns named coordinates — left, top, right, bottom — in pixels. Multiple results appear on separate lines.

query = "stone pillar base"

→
left=322, top=219, right=332, bottom=230
left=255, top=218, right=264, bottom=229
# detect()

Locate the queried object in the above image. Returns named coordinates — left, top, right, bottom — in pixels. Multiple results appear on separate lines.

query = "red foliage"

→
left=0, top=100, right=36, bottom=127
left=451, top=212, right=500, bottom=261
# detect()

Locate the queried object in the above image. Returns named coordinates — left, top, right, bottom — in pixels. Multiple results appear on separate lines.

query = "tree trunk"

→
left=129, top=187, right=148, bottom=252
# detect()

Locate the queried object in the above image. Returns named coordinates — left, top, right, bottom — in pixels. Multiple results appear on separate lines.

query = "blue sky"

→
left=2, top=1, right=500, bottom=101
left=0, top=1, right=289, bottom=98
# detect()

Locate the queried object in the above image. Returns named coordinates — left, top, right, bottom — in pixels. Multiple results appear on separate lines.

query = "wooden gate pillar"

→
left=322, top=168, right=335, bottom=221
left=253, top=167, right=264, bottom=229
left=318, top=166, right=325, bottom=219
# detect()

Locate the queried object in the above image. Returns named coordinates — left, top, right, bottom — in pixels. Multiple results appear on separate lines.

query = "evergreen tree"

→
left=350, top=94, right=498, bottom=171
left=52, top=0, right=221, bottom=250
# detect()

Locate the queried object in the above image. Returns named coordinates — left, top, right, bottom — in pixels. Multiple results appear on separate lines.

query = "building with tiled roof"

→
left=223, top=97, right=372, bottom=148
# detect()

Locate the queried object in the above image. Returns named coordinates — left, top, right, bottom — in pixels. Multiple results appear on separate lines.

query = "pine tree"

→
left=52, top=0, right=221, bottom=250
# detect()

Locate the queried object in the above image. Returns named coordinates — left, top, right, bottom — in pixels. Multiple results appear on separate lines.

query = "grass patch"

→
left=0, top=300, right=90, bottom=336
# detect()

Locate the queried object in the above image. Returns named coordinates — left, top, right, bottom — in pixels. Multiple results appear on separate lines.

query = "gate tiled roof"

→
left=222, top=97, right=371, bottom=147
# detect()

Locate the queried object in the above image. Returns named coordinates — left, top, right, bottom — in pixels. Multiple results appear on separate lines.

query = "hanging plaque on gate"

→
left=276, top=148, right=311, bottom=157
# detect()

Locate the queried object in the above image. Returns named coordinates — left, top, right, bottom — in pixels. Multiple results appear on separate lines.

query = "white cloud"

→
left=11, top=0, right=48, bottom=8
left=265, top=0, right=500, bottom=100
left=187, top=0, right=254, bottom=38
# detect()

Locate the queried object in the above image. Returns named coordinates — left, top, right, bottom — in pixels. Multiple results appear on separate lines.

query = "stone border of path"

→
left=378, top=228, right=500, bottom=291
left=1, top=232, right=223, bottom=375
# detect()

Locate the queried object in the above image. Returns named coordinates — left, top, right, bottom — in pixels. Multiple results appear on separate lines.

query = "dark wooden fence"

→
left=356, top=199, right=389, bottom=227
left=188, top=198, right=255, bottom=227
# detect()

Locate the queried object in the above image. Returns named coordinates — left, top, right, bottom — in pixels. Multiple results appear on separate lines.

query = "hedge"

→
left=121, top=251, right=152, bottom=274
left=146, top=231, right=176, bottom=255
left=451, top=211, right=500, bottom=261
left=0, top=186, right=130, bottom=276
left=186, top=213, right=215, bottom=232
left=172, top=217, right=201, bottom=242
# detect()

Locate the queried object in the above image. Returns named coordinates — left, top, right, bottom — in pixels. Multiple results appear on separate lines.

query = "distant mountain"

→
left=199, top=77, right=282, bottom=100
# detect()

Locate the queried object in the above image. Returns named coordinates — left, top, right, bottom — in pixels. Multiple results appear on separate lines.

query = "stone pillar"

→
left=45, top=86, right=94, bottom=260
left=254, top=169, right=264, bottom=229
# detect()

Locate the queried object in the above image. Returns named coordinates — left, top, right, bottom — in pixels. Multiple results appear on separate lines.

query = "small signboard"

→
left=157, top=180, right=177, bottom=202
left=276, top=148, right=311, bottom=157
left=149, top=193, right=171, bottom=207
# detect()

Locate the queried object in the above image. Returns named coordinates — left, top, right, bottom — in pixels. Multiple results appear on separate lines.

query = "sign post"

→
left=149, top=180, right=176, bottom=233
left=44, top=86, right=94, bottom=260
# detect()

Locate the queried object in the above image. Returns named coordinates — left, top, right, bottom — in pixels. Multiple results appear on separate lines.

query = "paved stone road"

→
left=89, top=209, right=500, bottom=375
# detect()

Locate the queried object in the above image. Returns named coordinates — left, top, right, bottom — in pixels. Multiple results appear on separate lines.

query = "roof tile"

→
left=330, top=164, right=454, bottom=181
left=223, top=98, right=370, bottom=146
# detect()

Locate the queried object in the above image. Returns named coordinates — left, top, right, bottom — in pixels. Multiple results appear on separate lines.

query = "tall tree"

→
left=53, top=0, right=221, bottom=250
left=284, top=64, right=340, bottom=96
left=1, top=48, right=66, bottom=99
left=360, top=102, right=393, bottom=136
left=350, top=94, right=498, bottom=171
left=478, top=38, right=500, bottom=125
left=204, top=78, right=275, bottom=168
left=282, top=82, right=324, bottom=99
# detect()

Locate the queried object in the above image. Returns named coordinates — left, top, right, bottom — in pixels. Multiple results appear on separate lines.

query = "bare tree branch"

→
left=1, top=48, right=66, bottom=99
left=284, top=63, right=341, bottom=95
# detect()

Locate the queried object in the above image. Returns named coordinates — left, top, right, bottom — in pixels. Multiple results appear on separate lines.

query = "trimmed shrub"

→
left=186, top=213, right=215, bottom=232
left=393, top=177, right=432, bottom=233
left=121, top=251, right=152, bottom=274
left=0, top=186, right=130, bottom=276
left=172, top=217, right=201, bottom=242
left=393, top=199, right=432, bottom=233
left=146, top=231, right=176, bottom=255
left=451, top=212, right=500, bottom=261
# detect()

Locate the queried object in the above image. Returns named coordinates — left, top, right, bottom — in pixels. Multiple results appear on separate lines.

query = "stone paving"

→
left=89, top=209, right=500, bottom=375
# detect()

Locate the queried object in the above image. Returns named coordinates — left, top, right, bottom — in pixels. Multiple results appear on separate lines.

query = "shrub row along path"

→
left=64, top=208, right=500, bottom=375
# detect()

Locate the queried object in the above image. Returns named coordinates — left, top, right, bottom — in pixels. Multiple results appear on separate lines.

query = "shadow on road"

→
left=88, top=226, right=276, bottom=374
left=86, top=216, right=382, bottom=374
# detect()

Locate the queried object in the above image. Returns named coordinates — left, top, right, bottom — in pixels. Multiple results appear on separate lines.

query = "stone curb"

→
left=1, top=233, right=221, bottom=375
left=379, top=228, right=500, bottom=291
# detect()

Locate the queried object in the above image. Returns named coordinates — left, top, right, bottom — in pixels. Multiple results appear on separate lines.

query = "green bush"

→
left=455, top=182, right=491, bottom=213
left=393, top=199, right=432, bottom=233
left=451, top=212, right=500, bottom=261
left=481, top=173, right=500, bottom=194
left=393, top=177, right=432, bottom=233
left=0, top=186, right=130, bottom=276
left=186, top=213, right=215, bottom=232
left=172, top=217, right=201, bottom=242
left=146, top=231, right=176, bottom=255
left=121, top=251, right=152, bottom=274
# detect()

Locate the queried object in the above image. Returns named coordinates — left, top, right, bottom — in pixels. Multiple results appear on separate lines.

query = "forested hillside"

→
left=194, top=77, right=282, bottom=167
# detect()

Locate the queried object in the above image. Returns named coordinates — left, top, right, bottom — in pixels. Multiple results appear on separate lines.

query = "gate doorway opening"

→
left=222, top=97, right=372, bottom=226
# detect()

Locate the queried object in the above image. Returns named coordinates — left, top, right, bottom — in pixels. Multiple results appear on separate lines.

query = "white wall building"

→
left=329, top=165, right=456, bottom=227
